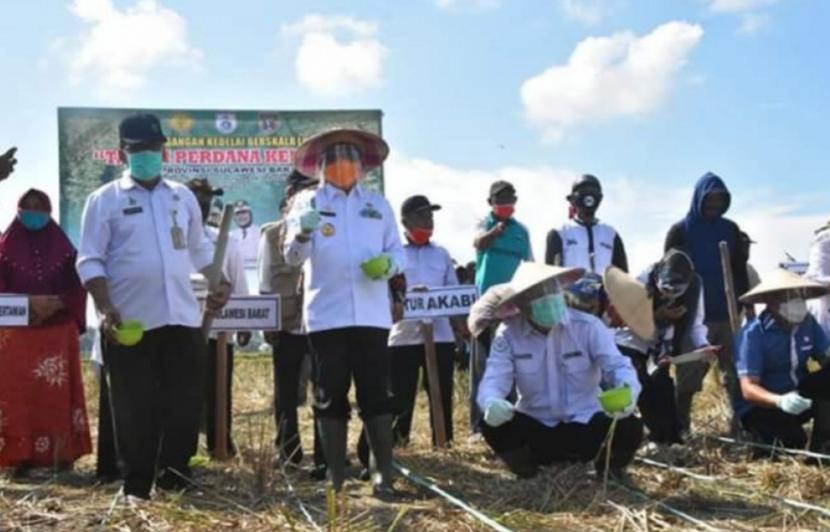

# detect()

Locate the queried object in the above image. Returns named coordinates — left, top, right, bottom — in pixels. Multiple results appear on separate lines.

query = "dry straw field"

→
left=2, top=355, right=829, bottom=531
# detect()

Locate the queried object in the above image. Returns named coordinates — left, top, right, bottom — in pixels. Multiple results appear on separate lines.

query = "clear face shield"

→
left=520, top=278, right=569, bottom=328
left=318, top=143, right=364, bottom=190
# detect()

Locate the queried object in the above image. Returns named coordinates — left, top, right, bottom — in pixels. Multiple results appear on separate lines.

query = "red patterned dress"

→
left=0, top=189, right=91, bottom=467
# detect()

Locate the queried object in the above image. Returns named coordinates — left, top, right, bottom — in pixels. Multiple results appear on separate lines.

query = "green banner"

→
left=58, top=107, right=384, bottom=254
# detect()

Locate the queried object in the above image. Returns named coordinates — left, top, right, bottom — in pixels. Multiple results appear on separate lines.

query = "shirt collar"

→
left=321, top=182, right=365, bottom=199
left=118, top=171, right=171, bottom=191
left=759, top=309, right=807, bottom=334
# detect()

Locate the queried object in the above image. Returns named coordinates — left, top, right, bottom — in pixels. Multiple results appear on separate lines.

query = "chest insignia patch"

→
left=321, top=223, right=336, bottom=237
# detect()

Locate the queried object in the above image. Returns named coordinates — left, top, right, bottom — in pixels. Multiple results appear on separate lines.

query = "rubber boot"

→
left=317, top=418, right=347, bottom=491
left=364, top=415, right=399, bottom=498
left=810, top=400, right=830, bottom=465
left=497, top=446, right=538, bottom=479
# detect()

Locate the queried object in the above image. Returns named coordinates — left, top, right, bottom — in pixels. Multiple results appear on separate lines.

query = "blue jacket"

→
left=664, top=173, right=748, bottom=322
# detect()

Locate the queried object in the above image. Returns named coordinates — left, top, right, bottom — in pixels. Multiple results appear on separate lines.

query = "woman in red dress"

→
left=0, top=189, right=91, bottom=473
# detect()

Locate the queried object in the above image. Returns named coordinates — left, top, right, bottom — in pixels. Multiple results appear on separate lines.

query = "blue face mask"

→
left=529, top=293, right=569, bottom=328
left=19, top=210, right=50, bottom=231
left=127, top=151, right=163, bottom=181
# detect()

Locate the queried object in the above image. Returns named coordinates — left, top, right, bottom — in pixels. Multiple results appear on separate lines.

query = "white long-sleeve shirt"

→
left=477, top=309, right=641, bottom=427
left=283, top=183, right=406, bottom=332
left=388, top=241, right=459, bottom=346
left=77, top=174, right=214, bottom=331
left=806, top=226, right=830, bottom=335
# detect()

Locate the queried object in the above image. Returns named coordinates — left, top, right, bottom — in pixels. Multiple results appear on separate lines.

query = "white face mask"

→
left=779, top=298, right=808, bottom=324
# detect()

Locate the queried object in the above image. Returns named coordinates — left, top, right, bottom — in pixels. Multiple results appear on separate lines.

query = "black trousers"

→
left=106, top=326, right=206, bottom=498
left=390, top=343, right=455, bottom=445
left=620, top=346, right=682, bottom=444
left=481, top=411, right=643, bottom=471
left=307, top=327, right=393, bottom=420
left=205, top=339, right=234, bottom=453
left=95, top=362, right=122, bottom=480
left=741, top=365, right=830, bottom=449
left=273, top=332, right=309, bottom=462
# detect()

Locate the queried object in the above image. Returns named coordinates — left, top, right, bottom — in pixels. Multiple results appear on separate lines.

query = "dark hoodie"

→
left=664, top=172, right=748, bottom=322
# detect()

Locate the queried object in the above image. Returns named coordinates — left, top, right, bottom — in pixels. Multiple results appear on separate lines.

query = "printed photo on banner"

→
left=57, top=108, right=385, bottom=253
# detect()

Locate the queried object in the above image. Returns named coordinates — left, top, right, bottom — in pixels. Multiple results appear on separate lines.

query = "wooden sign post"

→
left=203, top=295, right=281, bottom=462
left=421, top=320, right=449, bottom=448
left=404, top=285, right=479, bottom=449
left=719, top=241, right=741, bottom=334
left=214, top=331, right=231, bottom=461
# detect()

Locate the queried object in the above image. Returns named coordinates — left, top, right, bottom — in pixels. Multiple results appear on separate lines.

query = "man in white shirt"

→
left=386, top=195, right=459, bottom=445
left=477, top=262, right=643, bottom=479
left=77, top=114, right=230, bottom=501
left=283, top=129, right=405, bottom=496
left=545, top=174, right=628, bottom=273
left=187, top=178, right=251, bottom=457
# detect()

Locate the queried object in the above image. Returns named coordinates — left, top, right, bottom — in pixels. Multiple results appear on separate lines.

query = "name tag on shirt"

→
left=123, top=206, right=143, bottom=216
left=514, top=353, right=532, bottom=360
left=359, top=206, right=383, bottom=219
left=319, top=211, right=337, bottom=217
left=562, top=351, right=583, bottom=360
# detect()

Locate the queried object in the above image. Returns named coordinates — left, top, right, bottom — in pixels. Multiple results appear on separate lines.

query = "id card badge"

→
left=170, top=210, right=187, bottom=250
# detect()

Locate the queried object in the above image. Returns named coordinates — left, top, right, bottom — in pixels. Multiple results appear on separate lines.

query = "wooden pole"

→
left=719, top=241, right=741, bottom=334
left=421, top=320, right=449, bottom=448
left=214, top=331, right=230, bottom=461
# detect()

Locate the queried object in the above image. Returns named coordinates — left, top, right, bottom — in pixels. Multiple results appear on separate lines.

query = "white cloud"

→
left=281, top=15, right=387, bottom=97
left=435, top=0, right=500, bottom=11
left=66, top=0, right=202, bottom=96
left=709, top=0, right=780, bottom=13
left=385, top=153, right=814, bottom=275
left=559, top=0, right=617, bottom=26
left=736, top=12, right=770, bottom=35
left=520, top=21, right=703, bottom=141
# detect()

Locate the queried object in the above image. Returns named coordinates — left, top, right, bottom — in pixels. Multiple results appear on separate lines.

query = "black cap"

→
left=185, top=177, right=224, bottom=197
left=119, top=113, right=168, bottom=145
left=489, top=180, right=515, bottom=197
left=571, top=174, right=602, bottom=194
left=401, top=195, right=442, bottom=217
left=286, top=169, right=319, bottom=189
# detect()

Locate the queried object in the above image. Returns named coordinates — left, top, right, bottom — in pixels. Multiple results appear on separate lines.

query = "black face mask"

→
left=571, top=191, right=602, bottom=215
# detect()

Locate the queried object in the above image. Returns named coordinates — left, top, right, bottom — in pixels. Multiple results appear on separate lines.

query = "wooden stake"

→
left=214, top=331, right=230, bottom=461
left=421, top=320, right=449, bottom=448
left=719, top=241, right=741, bottom=334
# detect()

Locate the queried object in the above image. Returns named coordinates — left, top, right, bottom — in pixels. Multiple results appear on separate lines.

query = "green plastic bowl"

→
left=361, top=255, right=391, bottom=279
left=115, top=320, right=145, bottom=346
left=598, top=386, right=631, bottom=413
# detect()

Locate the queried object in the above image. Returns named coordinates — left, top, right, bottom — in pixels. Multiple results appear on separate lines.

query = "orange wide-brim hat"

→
left=293, top=128, right=389, bottom=178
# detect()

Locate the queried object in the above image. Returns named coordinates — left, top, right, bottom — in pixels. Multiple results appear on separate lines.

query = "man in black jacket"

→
left=664, top=172, right=748, bottom=434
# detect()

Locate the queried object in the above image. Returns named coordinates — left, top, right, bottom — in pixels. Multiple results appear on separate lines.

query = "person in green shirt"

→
left=473, top=180, right=533, bottom=295
left=469, top=180, right=533, bottom=434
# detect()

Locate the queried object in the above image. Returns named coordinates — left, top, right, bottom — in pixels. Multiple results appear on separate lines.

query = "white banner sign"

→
left=404, top=285, right=479, bottom=320
left=0, top=295, right=29, bottom=327
left=204, top=295, right=281, bottom=332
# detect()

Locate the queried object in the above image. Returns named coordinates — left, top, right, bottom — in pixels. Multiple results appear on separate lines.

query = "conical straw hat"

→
left=501, top=262, right=585, bottom=306
left=739, top=268, right=830, bottom=304
left=603, top=266, right=655, bottom=341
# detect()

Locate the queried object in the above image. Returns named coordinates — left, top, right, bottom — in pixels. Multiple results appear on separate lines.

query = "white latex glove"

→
left=776, top=392, right=813, bottom=415
left=300, top=208, right=321, bottom=234
left=483, top=398, right=515, bottom=427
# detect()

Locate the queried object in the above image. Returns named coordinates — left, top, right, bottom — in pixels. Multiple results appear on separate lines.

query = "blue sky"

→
left=1, top=0, right=828, bottom=273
